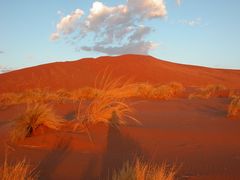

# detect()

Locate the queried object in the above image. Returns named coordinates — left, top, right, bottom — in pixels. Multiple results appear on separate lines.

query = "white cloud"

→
left=176, top=0, right=181, bottom=6
left=128, top=26, right=151, bottom=42
left=127, top=0, right=167, bottom=19
left=51, top=8, right=84, bottom=40
left=51, top=0, right=168, bottom=55
left=80, top=41, right=156, bottom=55
left=0, top=65, right=13, bottom=74
left=179, top=17, right=202, bottom=27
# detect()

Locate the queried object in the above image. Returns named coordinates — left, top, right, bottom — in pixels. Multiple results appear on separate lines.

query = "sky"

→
left=0, top=0, right=240, bottom=73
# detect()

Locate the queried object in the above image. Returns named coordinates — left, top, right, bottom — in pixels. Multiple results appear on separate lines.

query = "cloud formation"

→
left=179, top=17, right=202, bottom=27
left=50, top=9, right=84, bottom=40
left=0, top=65, right=13, bottom=74
left=176, top=0, right=181, bottom=6
left=0, top=50, right=4, bottom=54
left=51, top=0, right=167, bottom=55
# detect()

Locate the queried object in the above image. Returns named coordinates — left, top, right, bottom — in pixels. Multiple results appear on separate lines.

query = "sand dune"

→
left=0, top=54, right=240, bottom=93
left=0, top=55, right=240, bottom=179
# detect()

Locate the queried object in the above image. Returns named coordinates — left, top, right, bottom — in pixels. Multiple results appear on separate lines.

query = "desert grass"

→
left=73, top=74, right=139, bottom=134
left=0, top=81, right=185, bottom=109
left=0, top=93, right=20, bottom=109
left=228, top=96, right=240, bottom=118
left=70, top=87, right=100, bottom=101
left=151, top=82, right=185, bottom=100
left=189, top=84, right=228, bottom=99
left=18, top=89, right=55, bottom=104
left=10, top=103, right=64, bottom=142
left=135, top=82, right=185, bottom=100
left=0, top=148, right=38, bottom=180
left=84, top=94, right=137, bottom=126
left=0, top=159, right=37, bottom=180
left=112, top=159, right=178, bottom=180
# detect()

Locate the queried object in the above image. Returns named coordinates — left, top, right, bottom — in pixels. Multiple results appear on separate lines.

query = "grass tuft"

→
left=228, top=96, right=240, bottom=118
left=74, top=74, right=139, bottom=130
left=189, top=84, right=228, bottom=99
left=112, top=159, right=178, bottom=180
left=0, top=150, right=38, bottom=180
left=10, top=103, right=64, bottom=142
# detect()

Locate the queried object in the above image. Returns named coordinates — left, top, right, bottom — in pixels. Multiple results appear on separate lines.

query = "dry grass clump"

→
left=151, top=82, right=185, bottom=100
left=135, top=83, right=154, bottom=98
left=228, top=96, right=240, bottom=118
left=135, top=82, right=184, bottom=100
left=189, top=84, right=228, bottom=99
left=0, top=93, right=20, bottom=109
left=84, top=94, right=137, bottom=126
left=229, top=90, right=240, bottom=99
left=74, top=75, right=139, bottom=131
left=53, top=89, right=71, bottom=103
left=0, top=158, right=37, bottom=180
left=71, top=87, right=100, bottom=101
left=18, top=89, right=53, bottom=104
left=112, top=159, right=178, bottom=180
left=10, top=103, right=64, bottom=142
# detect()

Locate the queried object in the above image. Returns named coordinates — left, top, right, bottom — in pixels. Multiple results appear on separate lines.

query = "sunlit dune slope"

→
left=1, top=54, right=240, bottom=93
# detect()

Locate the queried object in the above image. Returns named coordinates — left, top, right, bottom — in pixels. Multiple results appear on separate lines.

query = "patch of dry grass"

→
left=18, top=89, right=54, bottom=104
left=151, top=82, right=185, bottom=100
left=189, top=84, right=228, bottom=99
left=0, top=149, right=38, bottom=180
left=0, top=93, right=20, bottom=109
left=135, top=82, right=185, bottom=100
left=228, top=96, right=240, bottom=118
left=73, top=74, right=139, bottom=133
left=112, top=159, right=178, bottom=180
left=10, top=103, right=64, bottom=142
left=70, top=87, right=100, bottom=101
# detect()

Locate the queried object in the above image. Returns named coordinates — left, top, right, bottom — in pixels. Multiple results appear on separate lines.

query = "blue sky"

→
left=0, top=0, right=240, bottom=71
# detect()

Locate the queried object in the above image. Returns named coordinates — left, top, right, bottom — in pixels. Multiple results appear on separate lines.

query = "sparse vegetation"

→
left=0, top=82, right=185, bottom=109
left=228, top=96, right=240, bottom=118
left=10, top=103, right=64, bottom=142
left=135, top=82, right=185, bottom=100
left=70, top=87, right=100, bottom=101
left=74, top=76, right=139, bottom=128
left=0, top=152, right=37, bottom=180
left=112, top=159, right=178, bottom=180
left=0, top=93, right=20, bottom=109
left=189, top=84, right=228, bottom=99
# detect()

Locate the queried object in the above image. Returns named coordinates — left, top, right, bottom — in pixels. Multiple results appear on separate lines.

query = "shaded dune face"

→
left=0, top=54, right=240, bottom=93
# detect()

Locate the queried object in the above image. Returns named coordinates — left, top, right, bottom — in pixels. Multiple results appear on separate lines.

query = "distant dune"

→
left=1, top=54, right=240, bottom=93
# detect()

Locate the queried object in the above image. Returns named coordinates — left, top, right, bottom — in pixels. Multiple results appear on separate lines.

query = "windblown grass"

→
left=228, top=96, right=240, bottom=118
left=74, top=74, right=139, bottom=131
left=0, top=93, right=20, bottom=109
left=112, top=159, right=178, bottom=180
left=0, top=149, right=38, bottom=180
left=18, top=89, right=55, bottom=104
left=135, top=82, right=185, bottom=100
left=189, top=84, right=228, bottom=99
left=10, top=103, right=64, bottom=142
left=151, top=82, right=185, bottom=100
left=70, top=87, right=100, bottom=101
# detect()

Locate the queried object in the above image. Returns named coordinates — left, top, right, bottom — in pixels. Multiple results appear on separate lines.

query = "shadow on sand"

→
left=31, top=137, right=71, bottom=180
left=100, top=115, right=144, bottom=179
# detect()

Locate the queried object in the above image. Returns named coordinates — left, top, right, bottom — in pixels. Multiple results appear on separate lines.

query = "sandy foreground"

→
left=0, top=97, right=240, bottom=179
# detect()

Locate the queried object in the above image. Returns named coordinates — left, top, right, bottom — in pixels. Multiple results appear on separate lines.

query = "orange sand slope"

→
left=0, top=99, right=240, bottom=179
left=0, top=54, right=240, bottom=93
left=0, top=55, right=240, bottom=179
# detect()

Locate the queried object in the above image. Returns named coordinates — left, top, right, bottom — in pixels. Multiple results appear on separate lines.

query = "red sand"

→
left=0, top=55, right=240, bottom=179
left=0, top=98, right=240, bottom=179
left=0, top=54, right=240, bottom=93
